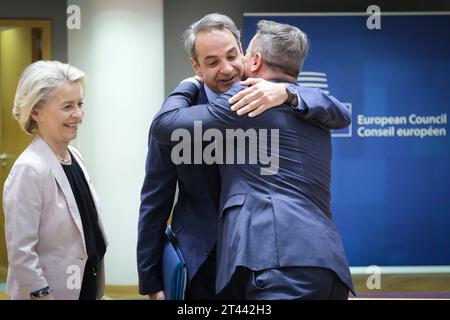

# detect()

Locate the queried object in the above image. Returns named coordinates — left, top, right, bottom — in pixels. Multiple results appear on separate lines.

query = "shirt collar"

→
left=204, top=84, right=219, bottom=102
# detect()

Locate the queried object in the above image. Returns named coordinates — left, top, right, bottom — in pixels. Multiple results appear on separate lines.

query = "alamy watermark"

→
left=67, top=5, right=81, bottom=30
left=367, top=5, right=381, bottom=30
left=66, top=265, right=82, bottom=290
left=366, top=265, right=381, bottom=290
left=66, top=5, right=381, bottom=32
left=170, top=121, right=280, bottom=176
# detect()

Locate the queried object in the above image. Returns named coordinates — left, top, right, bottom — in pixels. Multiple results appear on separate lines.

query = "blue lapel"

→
left=197, top=83, right=208, bottom=104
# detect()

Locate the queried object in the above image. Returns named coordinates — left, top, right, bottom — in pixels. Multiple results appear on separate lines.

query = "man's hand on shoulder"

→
left=180, top=75, right=203, bottom=88
left=228, top=78, right=288, bottom=117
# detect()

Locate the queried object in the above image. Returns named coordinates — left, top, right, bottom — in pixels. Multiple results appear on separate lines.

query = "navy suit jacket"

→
left=137, top=84, right=221, bottom=295
left=151, top=80, right=354, bottom=294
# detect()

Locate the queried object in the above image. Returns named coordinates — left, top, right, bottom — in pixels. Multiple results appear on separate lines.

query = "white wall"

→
left=68, top=0, right=164, bottom=285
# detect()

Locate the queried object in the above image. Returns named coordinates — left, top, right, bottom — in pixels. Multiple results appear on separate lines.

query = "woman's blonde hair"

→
left=13, top=60, right=85, bottom=134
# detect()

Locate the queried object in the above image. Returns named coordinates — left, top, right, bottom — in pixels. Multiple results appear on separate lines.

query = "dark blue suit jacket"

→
left=137, top=85, right=221, bottom=295
left=151, top=80, right=354, bottom=294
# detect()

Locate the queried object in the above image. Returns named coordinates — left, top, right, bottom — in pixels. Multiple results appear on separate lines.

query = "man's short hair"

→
left=251, top=20, right=308, bottom=78
left=183, top=13, right=241, bottom=63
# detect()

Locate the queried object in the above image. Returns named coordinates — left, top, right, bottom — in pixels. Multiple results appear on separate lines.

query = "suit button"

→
left=204, top=252, right=209, bottom=256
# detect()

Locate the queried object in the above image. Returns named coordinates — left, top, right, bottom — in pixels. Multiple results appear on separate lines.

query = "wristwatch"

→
left=30, top=286, right=53, bottom=299
left=285, top=83, right=299, bottom=107
left=285, top=83, right=308, bottom=113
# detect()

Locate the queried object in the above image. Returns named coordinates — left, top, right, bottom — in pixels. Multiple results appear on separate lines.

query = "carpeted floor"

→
left=354, top=292, right=450, bottom=299
left=0, top=283, right=143, bottom=300
left=0, top=283, right=9, bottom=300
left=1, top=282, right=448, bottom=300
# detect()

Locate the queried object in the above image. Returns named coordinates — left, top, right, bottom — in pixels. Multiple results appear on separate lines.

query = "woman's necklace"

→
left=57, top=151, right=72, bottom=165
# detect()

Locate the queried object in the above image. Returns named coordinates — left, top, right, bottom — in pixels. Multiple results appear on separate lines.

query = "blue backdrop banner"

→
left=244, top=13, right=450, bottom=266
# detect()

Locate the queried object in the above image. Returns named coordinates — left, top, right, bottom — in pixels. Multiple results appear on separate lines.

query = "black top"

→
left=62, top=152, right=106, bottom=267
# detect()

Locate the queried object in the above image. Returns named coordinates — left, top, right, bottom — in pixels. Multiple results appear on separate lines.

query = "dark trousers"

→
left=78, top=260, right=98, bottom=300
left=185, top=246, right=234, bottom=300
left=228, top=266, right=349, bottom=300
left=185, top=253, right=216, bottom=300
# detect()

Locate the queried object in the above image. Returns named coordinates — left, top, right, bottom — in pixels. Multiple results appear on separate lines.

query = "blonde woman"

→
left=3, top=61, right=107, bottom=300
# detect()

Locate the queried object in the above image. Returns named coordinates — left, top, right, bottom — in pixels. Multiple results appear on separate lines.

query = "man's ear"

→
left=251, top=52, right=263, bottom=73
left=190, top=57, right=202, bottom=77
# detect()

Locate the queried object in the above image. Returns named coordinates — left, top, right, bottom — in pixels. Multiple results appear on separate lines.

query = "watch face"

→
left=287, top=83, right=297, bottom=93
left=286, top=84, right=296, bottom=101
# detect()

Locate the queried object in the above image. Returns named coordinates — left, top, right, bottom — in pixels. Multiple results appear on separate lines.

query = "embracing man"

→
left=151, top=18, right=354, bottom=300
left=139, top=14, right=352, bottom=300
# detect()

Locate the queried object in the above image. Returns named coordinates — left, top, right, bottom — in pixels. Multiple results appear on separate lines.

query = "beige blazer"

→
left=3, top=135, right=108, bottom=300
